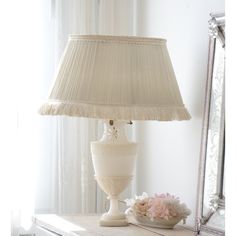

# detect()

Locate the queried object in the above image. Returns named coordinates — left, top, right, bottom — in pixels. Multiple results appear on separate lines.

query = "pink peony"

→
left=148, top=198, right=179, bottom=220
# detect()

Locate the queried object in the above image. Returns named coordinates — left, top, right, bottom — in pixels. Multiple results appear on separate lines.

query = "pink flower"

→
left=147, top=194, right=184, bottom=220
left=125, top=192, right=191, bottom=221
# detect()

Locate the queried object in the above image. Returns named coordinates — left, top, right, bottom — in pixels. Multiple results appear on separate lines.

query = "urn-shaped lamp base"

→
left=91, top=120, right=138, bottom=227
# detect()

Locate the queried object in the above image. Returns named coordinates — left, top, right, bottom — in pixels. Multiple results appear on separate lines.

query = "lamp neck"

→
left=100, top=120, right=129, bottom=143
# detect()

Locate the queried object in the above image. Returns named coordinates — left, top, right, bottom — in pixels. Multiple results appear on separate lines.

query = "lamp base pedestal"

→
left=95, top=176, right=131, bottom=226
left=100, top=213, right=128, bottom=227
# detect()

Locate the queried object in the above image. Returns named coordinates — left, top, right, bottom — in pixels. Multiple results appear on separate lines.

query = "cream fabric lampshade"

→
left=39, top=35, right=190, bottom=121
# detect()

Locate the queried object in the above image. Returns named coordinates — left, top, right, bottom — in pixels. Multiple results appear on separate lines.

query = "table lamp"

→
left=39, top=35, right=190, bottom=227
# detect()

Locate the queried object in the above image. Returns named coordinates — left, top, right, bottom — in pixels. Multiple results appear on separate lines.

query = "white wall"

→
left=134, top=0, right=224, bottom=227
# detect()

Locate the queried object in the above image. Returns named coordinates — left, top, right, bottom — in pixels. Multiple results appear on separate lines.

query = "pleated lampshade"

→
left=39, top=35, right=190, bottom=121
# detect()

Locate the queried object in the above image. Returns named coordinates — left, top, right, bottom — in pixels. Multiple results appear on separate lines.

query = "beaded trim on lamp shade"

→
left=39, top=35, right=191, bottom=121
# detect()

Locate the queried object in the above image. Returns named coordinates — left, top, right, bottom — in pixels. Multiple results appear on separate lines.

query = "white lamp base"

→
left=100, top=211, right=128, bottom=226
left=95, top=175, right=132, bottom=226
left=100, top=217, right=128, bottom=227
left=91, top=120, right=138, bottom=227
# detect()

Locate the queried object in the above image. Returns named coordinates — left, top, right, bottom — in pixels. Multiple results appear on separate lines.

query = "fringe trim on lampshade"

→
left=39, top=101, right=191, bottom=121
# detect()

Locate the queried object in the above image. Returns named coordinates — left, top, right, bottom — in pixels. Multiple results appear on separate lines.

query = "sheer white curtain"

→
left=36, top=0, right=100, bottom=215
left=0, top=1, right=45, bottom=235
left=0, top=0, right=137, bottom=235
left=36, top=0, right=137, bottom=216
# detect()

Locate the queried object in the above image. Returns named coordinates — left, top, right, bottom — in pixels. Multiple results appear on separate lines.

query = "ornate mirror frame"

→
left=195, top=13, right=225, bottom=235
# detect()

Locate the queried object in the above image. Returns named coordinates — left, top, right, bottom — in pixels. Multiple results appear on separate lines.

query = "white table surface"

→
left=33, top=214, right=197, bottom=236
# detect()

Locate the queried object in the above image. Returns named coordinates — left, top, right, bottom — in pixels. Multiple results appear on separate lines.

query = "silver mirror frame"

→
left=195, top=12, right=225, bottom=236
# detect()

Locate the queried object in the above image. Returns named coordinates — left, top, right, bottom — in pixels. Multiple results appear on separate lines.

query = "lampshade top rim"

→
left=69, top=35, right=167, bottom=44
